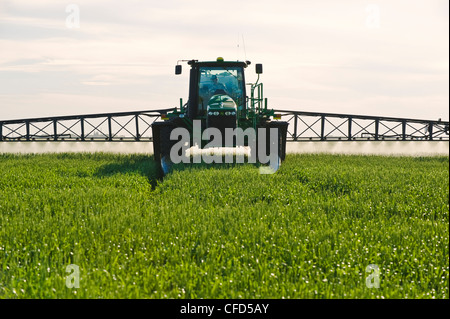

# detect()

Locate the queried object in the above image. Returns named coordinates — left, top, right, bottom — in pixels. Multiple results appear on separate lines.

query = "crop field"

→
left=0, top=153, right=448, bottom=299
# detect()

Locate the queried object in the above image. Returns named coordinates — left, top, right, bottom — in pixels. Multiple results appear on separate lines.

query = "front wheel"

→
left=152, top=122, right=175, bottom=176
left=255, top=121, right=289, bottom=163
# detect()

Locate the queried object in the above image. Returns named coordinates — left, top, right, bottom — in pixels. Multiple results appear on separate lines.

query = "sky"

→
left=0, top=0, right=448, bottom=121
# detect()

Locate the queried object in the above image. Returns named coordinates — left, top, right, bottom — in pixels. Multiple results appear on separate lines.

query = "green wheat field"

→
left=0, top=153, right=448, bottom=299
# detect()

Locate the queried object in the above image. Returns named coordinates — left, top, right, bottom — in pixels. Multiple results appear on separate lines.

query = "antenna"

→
left=237, top=34, right=240, bottom=60
left=242, top=34, right=248, bottom=61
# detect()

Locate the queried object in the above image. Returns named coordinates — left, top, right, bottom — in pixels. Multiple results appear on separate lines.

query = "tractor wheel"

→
left=152, top=122, right=162, bottom=164
left=152, top=122, right=175, bottom=175
left=256, top=121, right=289, bottom=163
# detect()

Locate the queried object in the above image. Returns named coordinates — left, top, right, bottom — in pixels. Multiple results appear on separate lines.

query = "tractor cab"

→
left=176, top=58, right=249, bottom=122
left=174, top=58, right=252, bottom=142
left=197, top=65, right=245, bottom=117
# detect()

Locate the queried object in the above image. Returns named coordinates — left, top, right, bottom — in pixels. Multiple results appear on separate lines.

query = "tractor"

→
left=151, top=57, right=289, bottom=174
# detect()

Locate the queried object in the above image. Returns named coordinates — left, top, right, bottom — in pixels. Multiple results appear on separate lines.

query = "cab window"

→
left=198, top=67, right=244, bottom=115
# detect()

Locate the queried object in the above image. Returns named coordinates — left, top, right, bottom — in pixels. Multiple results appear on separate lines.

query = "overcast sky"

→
left=0, top=0, right=448, bottom=121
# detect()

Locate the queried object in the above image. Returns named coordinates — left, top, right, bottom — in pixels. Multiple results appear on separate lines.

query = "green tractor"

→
left=152, top=57, right=289, bottom=174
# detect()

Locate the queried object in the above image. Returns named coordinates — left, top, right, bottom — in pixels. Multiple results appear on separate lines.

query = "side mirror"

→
left=175, top=65, right=182, bottom=75
left=255, top=64, right=263, bottom=74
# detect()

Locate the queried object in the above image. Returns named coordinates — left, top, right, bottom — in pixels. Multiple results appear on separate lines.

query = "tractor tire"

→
left=152, top=121, right=175, bottom=175
left=152, top=122, right=162, bottom=163
left=256, top=121, right=289, bottom=163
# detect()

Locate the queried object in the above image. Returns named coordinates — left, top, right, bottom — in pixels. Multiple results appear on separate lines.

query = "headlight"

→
left=214, top=111, right=219, bottom=116
left=208, top=112, right=213, bottom=116
left=231, top=111, right=236, bottom=115
left=225, top=111, right=230, bottom=116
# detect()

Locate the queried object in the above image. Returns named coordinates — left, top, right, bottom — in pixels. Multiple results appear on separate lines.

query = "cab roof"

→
left=187, top=59, right=250, bottom=68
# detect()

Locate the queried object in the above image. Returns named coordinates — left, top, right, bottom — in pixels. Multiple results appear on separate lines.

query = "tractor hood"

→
left=207, top=94, right=237, bottom=114
left=206, top=94, right=237, bottom=145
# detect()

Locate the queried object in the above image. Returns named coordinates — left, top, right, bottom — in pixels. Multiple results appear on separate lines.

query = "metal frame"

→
left=0, top=109, right=174, bottom=142
left=278, top=110, right=449, bottom=141
left=1, top=109, right=448, bottom=142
